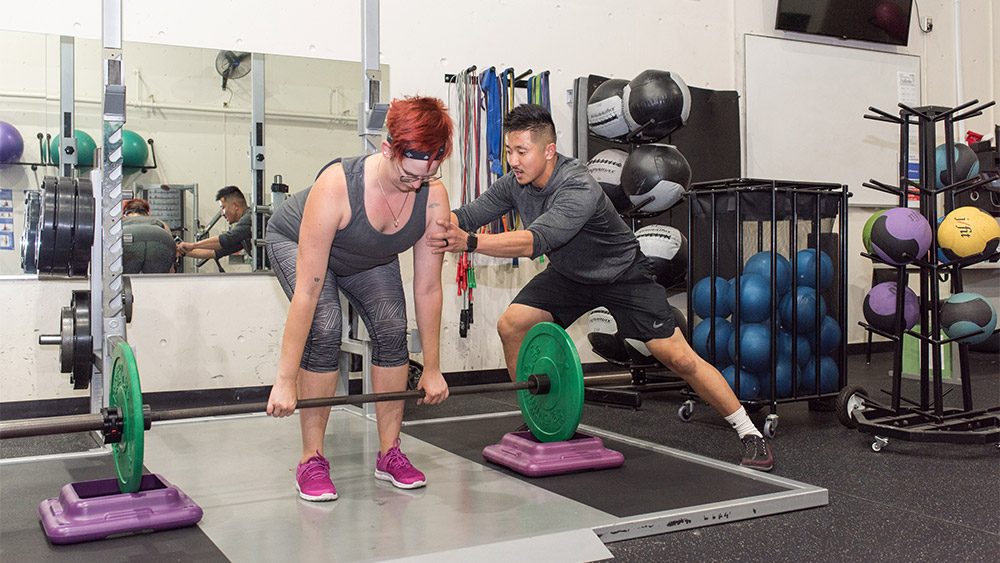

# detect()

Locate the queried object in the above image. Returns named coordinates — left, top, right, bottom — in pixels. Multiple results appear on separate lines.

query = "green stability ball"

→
left=862, top=209, right=887, bottom=254
left=48, top=130, right=97, bottom=169
left=121, top=129, right=148, bottom=173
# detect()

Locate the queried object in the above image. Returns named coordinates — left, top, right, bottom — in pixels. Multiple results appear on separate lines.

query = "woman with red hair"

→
left=264, top=96, right=452, bottom=500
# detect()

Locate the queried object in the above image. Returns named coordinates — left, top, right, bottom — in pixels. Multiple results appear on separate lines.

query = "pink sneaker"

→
left=296, top=452, right=338, bottom=501
left=374, top=439, right=426, bottom=489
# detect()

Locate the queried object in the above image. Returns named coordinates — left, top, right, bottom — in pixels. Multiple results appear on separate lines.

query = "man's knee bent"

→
left=497, top=305, right=550, bottom=343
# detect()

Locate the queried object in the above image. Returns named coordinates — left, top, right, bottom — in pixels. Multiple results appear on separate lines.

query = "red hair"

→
left=386, top=96, right=453, bottom=162
left=123, top=198, right=151, bottom=215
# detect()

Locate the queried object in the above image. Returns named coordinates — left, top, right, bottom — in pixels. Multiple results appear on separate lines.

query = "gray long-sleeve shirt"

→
left=216, top=208, right=252, bottom=259
left=454, top=153, right=638, bottom=284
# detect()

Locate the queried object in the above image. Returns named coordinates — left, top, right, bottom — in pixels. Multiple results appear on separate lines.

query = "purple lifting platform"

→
left=482, top=431, right=625, bottom=477
left=39, top=473, right=203, bottom=544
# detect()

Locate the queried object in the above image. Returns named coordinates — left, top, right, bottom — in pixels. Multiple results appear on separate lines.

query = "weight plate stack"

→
left=33, top=176, right=96, bottom=277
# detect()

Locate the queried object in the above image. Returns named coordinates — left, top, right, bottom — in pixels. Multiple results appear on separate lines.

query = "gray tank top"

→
left=266, top=155, right=429, bottom=276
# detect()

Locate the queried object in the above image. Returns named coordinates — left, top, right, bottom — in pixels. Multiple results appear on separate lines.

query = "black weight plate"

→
left=123, top=276, right=133, bottom=324
left=35, top=178, right=58, bottom=273
left=50, top=177, right=76, bottom=275
left=59, top=306, right=74, bottom=373
left=71, top=290, right=92, bottom=389
left=70, top=178, right=95, bottom=278
left=20, top=191, right=40, bottom=274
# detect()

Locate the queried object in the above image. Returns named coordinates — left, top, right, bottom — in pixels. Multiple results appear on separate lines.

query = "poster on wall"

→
left=0, top=189, right=13, bottom=250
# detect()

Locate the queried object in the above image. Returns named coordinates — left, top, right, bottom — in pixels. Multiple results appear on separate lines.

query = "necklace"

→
left=376, top=158, right=410, bottom=228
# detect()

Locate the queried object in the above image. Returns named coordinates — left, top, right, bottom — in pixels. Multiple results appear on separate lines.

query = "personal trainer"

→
left=177, top=186, right=252, bottom=261
left=429, top=104, right=774, bottom=471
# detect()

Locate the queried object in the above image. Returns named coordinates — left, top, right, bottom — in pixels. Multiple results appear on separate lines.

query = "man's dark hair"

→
left=503, top=104, right=556, bottom=145
left=216, top=185, right=247, bottom=205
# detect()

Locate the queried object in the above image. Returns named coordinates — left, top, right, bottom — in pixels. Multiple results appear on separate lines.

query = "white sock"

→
left=724, top=406, right=762, bottom=439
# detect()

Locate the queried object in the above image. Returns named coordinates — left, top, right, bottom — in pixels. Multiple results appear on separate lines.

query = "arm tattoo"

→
left=314, top=277, right=320, bottom=282
left=428, top=203, right=440, bottom=209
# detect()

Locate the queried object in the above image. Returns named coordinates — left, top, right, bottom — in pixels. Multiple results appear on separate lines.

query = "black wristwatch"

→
left=466, top=232, right=478, bottom=252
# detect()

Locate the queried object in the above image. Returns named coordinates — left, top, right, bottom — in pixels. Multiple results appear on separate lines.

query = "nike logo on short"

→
left=653, top=321, right=665, bottom=328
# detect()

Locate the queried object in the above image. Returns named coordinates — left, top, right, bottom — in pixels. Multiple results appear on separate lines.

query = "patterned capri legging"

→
left=266, top=236, right=409, bottom=373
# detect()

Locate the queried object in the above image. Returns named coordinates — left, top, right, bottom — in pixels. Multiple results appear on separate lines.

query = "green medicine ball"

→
left=48, top=130, right=97, bottom=169
left=122, top=129, right=148, bottom=173
left=862, top=209, right=887, bottom=254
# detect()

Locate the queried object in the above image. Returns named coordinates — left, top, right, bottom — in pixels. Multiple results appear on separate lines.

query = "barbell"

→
left=2, top=323, right=631, bottom=494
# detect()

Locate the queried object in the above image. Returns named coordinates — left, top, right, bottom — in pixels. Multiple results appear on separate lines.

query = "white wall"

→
left=0, top=1, right=996, bottom=402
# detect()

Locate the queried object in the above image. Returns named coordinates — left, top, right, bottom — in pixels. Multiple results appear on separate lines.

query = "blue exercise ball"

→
left=743, top=251, right=792, bottom=297
left=799, top=356, right=839, bottom=394
left=779, top=286, right=827, bottom=333
left=795, top=249, right=834, bottom=291
left=728, top=322, right=771, bottom=372
left=692, top=317, right=734, bottom=368
left=692, top=277, right=732, bottom=319
left=807, top=315, right=842, bottom=355
left=777, top=330, right=812, bottom=367
left=722, top=365, right=761, bottom=400
left=759, top=354, right=797, bottom=399
left=727, top=274, right=772, bottom=323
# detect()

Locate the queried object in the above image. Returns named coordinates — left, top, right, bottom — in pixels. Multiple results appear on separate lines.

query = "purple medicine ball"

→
left=869, top=207, right=932, bottom=265
left=863, top=282, right=919, bottom=333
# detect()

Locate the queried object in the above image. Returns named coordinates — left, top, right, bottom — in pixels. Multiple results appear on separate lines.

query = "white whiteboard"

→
left=745, top=34, right=920, bottom=206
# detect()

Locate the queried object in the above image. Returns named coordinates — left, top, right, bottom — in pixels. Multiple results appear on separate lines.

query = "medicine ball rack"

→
left=844, top=99, right=1000, bottom=449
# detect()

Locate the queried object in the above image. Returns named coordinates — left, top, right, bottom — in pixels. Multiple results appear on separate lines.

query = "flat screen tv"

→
left=775, top=0, right=913, bottom=46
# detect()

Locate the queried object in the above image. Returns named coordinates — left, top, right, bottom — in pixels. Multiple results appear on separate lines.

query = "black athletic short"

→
left=512, top=253, right=677, bottom=341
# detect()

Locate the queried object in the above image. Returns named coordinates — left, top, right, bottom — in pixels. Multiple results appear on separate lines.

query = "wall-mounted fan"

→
left=215, top=51, right=251, bottom=90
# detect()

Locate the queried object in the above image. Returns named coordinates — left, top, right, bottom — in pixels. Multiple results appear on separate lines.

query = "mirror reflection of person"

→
left=264, top=96, right=451, bottom=501
left=122, top=198, right=176, bottom=274
left=177, top=186, right=252, bottom=261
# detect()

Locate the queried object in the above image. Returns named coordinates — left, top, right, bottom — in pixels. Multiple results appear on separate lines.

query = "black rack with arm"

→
left=844, top=99, right=1000, bottom=449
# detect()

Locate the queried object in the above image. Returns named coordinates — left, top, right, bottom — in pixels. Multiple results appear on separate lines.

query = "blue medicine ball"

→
left=759, top=354, right=797, bottom=399
left=727, top=274, right=772, bottom=323
left=692, top=277, right=732, bottom=319
left=777, top=330, right=812, bottom=367
left=807, top=315, right=842, bottom=355
left=796, top=249, right=834, bottom=291
left=799, top=356, right=839, bottom=394
left=692, top=318, right=734, bottom=367
left=728, top=322, right=771, bottom=372
left=779, top=286, right=827, bottom=333
left=743, top=251, right=792, bottom=297
left=940, top=292, right=997, bottom=345
left=722, top=365, right=762, bottom=400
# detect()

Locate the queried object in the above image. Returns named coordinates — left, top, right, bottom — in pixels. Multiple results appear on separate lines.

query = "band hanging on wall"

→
left=445, top=66, right=551, bottom=337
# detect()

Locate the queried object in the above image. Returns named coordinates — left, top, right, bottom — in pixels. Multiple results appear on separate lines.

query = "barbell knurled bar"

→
left=0, top=373, right=639, bottom=441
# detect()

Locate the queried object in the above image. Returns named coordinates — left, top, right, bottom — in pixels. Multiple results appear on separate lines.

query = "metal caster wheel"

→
left=871, top=436, right=889, bottom=452
left=678, top=400, right=695, bottom=422
left=763, top=414, right=779, bottom=438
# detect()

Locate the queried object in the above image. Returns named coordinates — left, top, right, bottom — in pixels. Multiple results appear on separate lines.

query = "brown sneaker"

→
left=740, top=435, right=774, bottom=471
